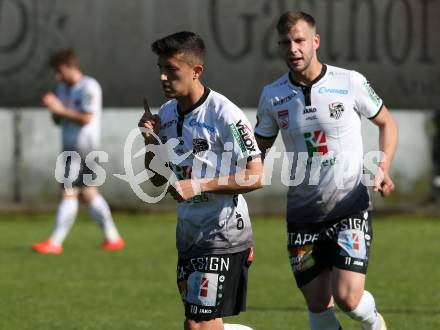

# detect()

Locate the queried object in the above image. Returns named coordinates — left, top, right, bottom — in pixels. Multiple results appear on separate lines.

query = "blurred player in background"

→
left=139, top=32, right=262, bottom=330
left=254, top=11, right=397, bottom=330
left=32, top=49, right=124, bottom=254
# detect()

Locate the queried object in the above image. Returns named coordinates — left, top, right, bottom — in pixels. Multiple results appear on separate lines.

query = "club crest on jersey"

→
left=192, top=138, right=209, bottom=154
left=277, top=109, right=289, bottom=129
left=329, top=102, right=344, bottom=120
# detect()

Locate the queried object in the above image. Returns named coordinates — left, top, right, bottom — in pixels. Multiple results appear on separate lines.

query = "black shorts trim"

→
left=254, top=132, right=278, bottom=140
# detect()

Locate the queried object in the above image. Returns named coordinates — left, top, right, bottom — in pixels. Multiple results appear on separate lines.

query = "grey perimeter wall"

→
left=0, top=108, right=434, bottom=214
left=1, top=0, right=439, bottom=108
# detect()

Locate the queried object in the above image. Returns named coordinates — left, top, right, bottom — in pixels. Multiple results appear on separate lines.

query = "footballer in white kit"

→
left=56, top=75, right=101, bottom=160
left=139, top=32, right=263, bottom=330
left=256, top=64, right=378, bottom=225
left=158, top=88, right=259, bottom=259
left=32, top=49, right=124, bottom=255
left=254, top=11, right=397, bottom=330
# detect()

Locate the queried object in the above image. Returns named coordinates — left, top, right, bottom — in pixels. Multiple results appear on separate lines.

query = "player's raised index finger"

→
left=143, top=97, right=152, bottom=116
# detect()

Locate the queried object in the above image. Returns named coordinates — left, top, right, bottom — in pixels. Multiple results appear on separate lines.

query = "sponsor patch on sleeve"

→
left=363, top=81, right=381, bottom=107
left=229, top=119, right=257, bottom=155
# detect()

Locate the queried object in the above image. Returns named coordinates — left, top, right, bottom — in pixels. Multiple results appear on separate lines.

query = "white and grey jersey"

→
left=255, top=64, right=383, bottom=223
left=56, top=76, right=102, bottom=155
left=157, top=87, right=261, bottom=258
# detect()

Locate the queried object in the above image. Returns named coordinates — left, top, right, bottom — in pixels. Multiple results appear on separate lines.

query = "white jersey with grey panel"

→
left=56, top=76, right=102, bottom=155
left=157, top=88, right=261, bottom=258
left=255, top=64, right=383, bottom=223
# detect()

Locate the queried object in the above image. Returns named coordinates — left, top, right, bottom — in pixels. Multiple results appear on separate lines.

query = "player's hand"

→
left=373, top=167, right=395, bottom=197
left=42, top=92, right=65, bottom=115
left=167, top=185, right=184, bottom=202
left=138, top=97, right=160, bottom=144
left=170, top=179, right=201, bottom=202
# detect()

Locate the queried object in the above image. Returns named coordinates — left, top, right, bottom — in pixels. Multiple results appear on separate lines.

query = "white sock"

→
left=49, top=198, right=79, bottom=246
left=223, top=324, right=254, bottom=330
left=346, top=290, right=378, bottom=330
left=89, top=194, right=121, bottom=242
left=308, top=307, right=341, bottom=330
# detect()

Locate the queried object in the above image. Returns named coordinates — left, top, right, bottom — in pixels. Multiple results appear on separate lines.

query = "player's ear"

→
left=313, top=33, right=320, bottom=50
left=193, top=64, right=203, bottom=80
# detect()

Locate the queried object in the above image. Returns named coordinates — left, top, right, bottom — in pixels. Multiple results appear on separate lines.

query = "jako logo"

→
left=303, top=107, right=317, bottom=114
left=319, top=87, right=348, bottom=95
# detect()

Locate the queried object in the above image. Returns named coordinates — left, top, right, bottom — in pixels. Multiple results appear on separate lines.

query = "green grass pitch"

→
left=0, top=212, right=439, bottom=329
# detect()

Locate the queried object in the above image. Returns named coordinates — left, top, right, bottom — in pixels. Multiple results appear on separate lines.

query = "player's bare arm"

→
left=255, top=135, right=277, bottom=161
left=171, top=158, right=264, bottom=201
left=42, top=92, right=92, bottom=125
left=370, top=105, right=398, bottom=197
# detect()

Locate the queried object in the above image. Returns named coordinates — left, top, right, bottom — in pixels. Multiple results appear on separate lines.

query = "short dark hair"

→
left=151, top=31, right=205, bottom=65
left=49, top=48, right=79, bottom=69
left=276, top=11, right=316, bottom=35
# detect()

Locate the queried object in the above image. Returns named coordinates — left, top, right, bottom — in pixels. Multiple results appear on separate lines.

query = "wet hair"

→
left=276, top=11, right=317, bottom=35
left=49, top=48, right=80, bottom=69
left=151, top=31, right=205, bottom=65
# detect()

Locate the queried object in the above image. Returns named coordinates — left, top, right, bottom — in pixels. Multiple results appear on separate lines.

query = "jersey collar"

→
left=176, top=86, right=211, bottom=117
left=288, top=64, right=327, bottom=88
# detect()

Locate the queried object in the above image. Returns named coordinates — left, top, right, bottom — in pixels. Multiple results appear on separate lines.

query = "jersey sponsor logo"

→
left=318, top=86, right=349, bottom=95
left=189, top=119, right=215, bottom=134
left=363, top=81, right=381, bottom=107
left=160, top=119, right=177, bottom=130
left=272, top=92, right=296, bottom=106
left=303, top=130, right=329, bottom=157
left=305, top=115, right=317, bottom=121
left=187, top=272, right=219, bottom=307
left=329, top=102, right=345, bottom=119
left=229, top=120, right=256, bottom=153
left=192, top=138, right=209, bottom=154
left=303, top=106, right=317, bottom=114
left=277, top=109, right=289, bottom=129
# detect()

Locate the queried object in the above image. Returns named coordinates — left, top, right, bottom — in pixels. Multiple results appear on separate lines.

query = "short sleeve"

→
left=254, top=88, right=279, bottom=139
left=350, top=71, right=383, bottom=119
left=81, top=80, right=102, bottom=113
left=220, top=106, right=261, bottom=162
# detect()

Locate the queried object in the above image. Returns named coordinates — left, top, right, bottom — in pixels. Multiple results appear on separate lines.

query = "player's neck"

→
left=177, top=81, right=205, bottom=113
left=291, top=60, right=323, bottom=86
left=68, top=70, right=83, bottom=86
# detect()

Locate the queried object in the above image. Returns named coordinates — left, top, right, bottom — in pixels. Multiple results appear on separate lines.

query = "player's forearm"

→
left=56, top=107, right=92, bottom=125
left=144, top=151, right=168, bottom=187
left=378, top=118, right=398, bottom=172
left=198, top=169, right=264, bottom=194
left=51, top=114, right=61, bottom=125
